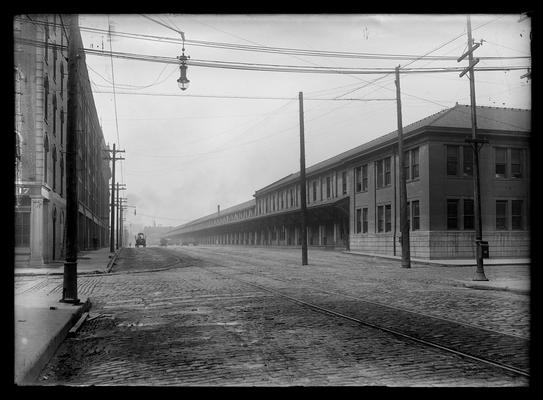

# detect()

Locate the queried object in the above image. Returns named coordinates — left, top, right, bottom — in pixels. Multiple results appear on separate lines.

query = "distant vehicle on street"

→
left=160, top=238, right=168, bottom=247
left=135, top=233, right=146, bottom=248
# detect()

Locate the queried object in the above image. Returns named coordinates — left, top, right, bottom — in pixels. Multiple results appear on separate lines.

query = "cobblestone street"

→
left=32, top=246, right=529, bottom=386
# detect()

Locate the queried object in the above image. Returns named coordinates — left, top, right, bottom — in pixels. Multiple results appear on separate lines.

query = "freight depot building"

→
left=166, top=104, right=530, bottom=260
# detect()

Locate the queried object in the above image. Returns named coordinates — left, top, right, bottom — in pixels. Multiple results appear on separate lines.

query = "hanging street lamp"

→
left=177, top=36, right=190, bottom=90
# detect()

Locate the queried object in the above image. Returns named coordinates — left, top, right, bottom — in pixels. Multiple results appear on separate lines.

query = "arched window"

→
left=43, top=135, right=49, bottom=184
left=44, top=75, right=49, bottom=122
left=52, top=146, right=57, bottom=191
left=52, top=95, right=57, bottom=136
left=60, top=154, right=64, bottom=196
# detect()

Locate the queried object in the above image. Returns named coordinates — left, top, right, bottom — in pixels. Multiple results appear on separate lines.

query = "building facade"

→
left=166, top=104, right=530, bottom=260
left=14, top=15, right=111, bottom=266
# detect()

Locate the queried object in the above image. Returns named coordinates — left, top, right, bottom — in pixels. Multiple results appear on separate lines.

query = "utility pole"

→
left=458, top=15, right=488, bottom=281
left=115, top=184, right=126, bottom=249
left=104, top=143, right=125, bottom=253
left=118, top=197, right=127, bottom=249
left=61, top=14, right=80, bottom=304
left=298, top=92, right=308, bottom=265
left=395, top=66, right=411, bottom=269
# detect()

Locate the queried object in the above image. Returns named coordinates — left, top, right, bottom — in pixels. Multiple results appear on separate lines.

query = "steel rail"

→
left=192, top=258, right=530, bottom=378
left=179, top=247, right=529, bottom=340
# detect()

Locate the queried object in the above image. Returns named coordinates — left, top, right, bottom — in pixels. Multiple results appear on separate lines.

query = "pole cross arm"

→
left=520, top=70, right=531, bottom=80
left=457, top=42, right=481, bottom=62
left=459, top=58, right=480, bottom=78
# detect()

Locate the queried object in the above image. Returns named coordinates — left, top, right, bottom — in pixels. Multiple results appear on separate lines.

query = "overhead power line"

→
left=91, top=91, right=395, bottom=101
left=18, top=36, right=528, bottom=76
left=15, top=16, right=530, bottom=62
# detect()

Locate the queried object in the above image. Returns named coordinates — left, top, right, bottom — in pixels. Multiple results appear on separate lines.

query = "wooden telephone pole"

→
left=395, top=66, right=411, bottom=269
left=458, top=15, right=488, bottom=281
left=61, top=14, right=80, bottom=304
left=104, top=143, right=125, bottom=253
left=115, top=183, right=126, bottom=249
left=299, top=92, right=308, bottom=265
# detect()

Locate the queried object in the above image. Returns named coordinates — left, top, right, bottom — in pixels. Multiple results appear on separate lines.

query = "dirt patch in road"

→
left=110, top=247, right=199, bottom=273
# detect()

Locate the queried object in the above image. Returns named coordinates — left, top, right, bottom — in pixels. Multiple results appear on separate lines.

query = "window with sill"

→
left=496, top=200, right=508, bottom=230
left=447, top=199, right=459, bottom=230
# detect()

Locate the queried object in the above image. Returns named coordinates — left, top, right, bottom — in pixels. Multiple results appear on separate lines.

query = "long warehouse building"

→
left=165, top=104, right=530, bottom=260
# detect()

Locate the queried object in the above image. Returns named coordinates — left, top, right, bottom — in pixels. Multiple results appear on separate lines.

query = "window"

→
left=342, top=171, right=347, bottom=194
left=362, top=208, right=368, bottom=233
left=511, top=149, right=522, bottom=178
left=403, top=151, right=410, bottom=180
left=60, top=156, right=64, bottom=196
left=412, top=200, right=420, bottom=230
left=44, top=21, right=49, bottom=63
left=463, top=199, right=474, bottom=230
left=289, top=188, right=294, bottom=207
left=385, top=204, right=391, bottom=232
left=60, top=109, right=64, bottom=145
left=15, top=212, right=30, bottom=247
left=44, top=75, right=49, bottom=122
left=312, top=181, right=317, bottom=202
left=362, top=164, right=368, bottom=191
left=496, top=200, right=508, bottom=230
left=52, top=147, right=57, bottom=191
left=376, top=160, right=383, bottom=188
left=495, top=148, right=507, bottom=178
left=376, top=157, right=391, bottom=188
left=447, top=199, right=459, bottom=229
left=60, top=62, right=64, bottom=94
left=43, top=135, right=49, bottom=184
left=384, top=157, right=391, bottom=186
left=407, top=201, right=411, bottom=229
left=447, top=145, right=458, bottom=176
left=280, top=192, right=284, bottom=209
left=463, top=146, right=473, bottom=176
left=53, top=46, right=57, bottom=81
left=377, top=206, right=384, bottom=232
left=356, top=208, right=362, bottom=233
left=319, top=177, right=323, bottom=200
left=52, top=95, right=57, bottom=136
left=512, top=200, right=523, bottom=230
left=355, top=166, right=362, bottom=192
left=326, top=176, right=331, bottom=198
left=411, top=148, right=419, bottom=179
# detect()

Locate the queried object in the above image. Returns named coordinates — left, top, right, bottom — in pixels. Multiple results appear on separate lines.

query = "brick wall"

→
left=350, top=230, right=529, bottom=259
left=428, top=230, right=530, bottom=259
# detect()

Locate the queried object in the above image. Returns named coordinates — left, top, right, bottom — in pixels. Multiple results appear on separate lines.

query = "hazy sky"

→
left=78, top=14, right=531, bottom=229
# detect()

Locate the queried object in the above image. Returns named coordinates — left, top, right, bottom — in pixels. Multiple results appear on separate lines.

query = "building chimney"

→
left=217, top=205, right=220, bottom=214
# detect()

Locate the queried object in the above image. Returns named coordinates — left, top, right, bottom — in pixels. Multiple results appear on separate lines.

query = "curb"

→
left=344, top=251, right=530, bottom=267
left=462, top=283, right=530, bottom=295
left=17, top=298, right=92, bottom=385
left=15, top=270, right=109, bottom=277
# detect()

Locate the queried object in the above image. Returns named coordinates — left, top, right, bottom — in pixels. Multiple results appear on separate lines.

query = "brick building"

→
left=14, top=15, right=111, bottom=266
left=166, top=104, right=530, bottom=260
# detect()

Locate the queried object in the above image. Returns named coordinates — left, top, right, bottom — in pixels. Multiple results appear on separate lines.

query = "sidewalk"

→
left=14, top=247, right=116, bottom=385
left=14, top=247, right=120, bottom=277
left=346, top=251, right=531, bottom=295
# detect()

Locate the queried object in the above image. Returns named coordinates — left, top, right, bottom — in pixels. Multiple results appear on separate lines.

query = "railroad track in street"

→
left=188, top=255, right=530, bottom=379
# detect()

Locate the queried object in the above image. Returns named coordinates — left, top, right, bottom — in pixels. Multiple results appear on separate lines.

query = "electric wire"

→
left=15, top=16, right=530, bottom=62
left=15, top=37, right=529, bottom=75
